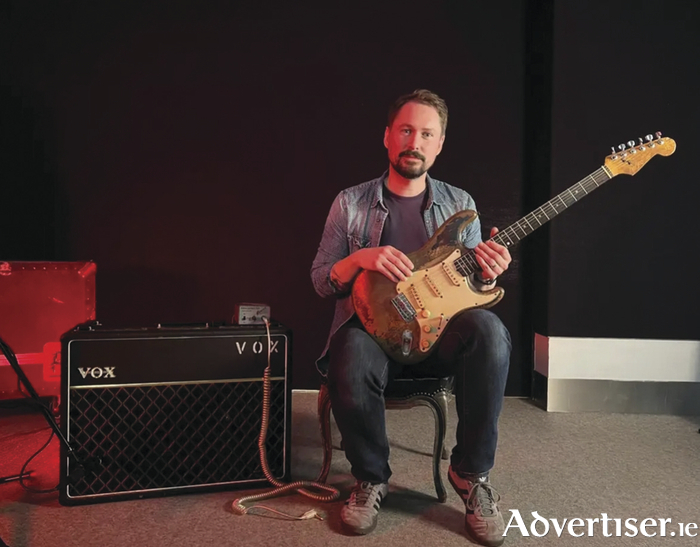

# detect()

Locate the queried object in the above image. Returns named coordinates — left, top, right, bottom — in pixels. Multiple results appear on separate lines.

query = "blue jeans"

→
left=327, top=309, right=511, bottom=483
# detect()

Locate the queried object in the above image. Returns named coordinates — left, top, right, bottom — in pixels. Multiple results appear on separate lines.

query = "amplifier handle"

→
left=156, top=322, right=212, bottom=329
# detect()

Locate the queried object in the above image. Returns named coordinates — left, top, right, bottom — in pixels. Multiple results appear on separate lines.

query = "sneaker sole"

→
left=448, top=472, right=505, bottom=547
left=342, top=519, right=378, bottom=536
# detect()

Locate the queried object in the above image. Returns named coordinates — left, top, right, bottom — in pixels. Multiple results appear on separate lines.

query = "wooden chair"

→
left=317, top=372, right=454, bottom=501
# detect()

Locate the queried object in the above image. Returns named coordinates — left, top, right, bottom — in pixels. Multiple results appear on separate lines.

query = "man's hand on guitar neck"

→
left=474, top=227, right=512, bottom=282
left=331, top=246, right=414, bottom=288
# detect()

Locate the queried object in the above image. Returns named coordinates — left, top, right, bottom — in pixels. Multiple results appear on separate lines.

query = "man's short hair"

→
left=387, top=89, right=448, bottom=135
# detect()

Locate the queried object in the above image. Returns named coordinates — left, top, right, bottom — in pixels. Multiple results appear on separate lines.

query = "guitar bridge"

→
left=391, top=294, right=416, bottom=323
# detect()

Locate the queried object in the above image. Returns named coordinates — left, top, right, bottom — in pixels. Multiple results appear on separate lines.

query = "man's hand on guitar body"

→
left=354, top=246, right=414, bottom=283
left=475, top=227, right=512, bottom=281
left=332, top=246, right=414, bottom=288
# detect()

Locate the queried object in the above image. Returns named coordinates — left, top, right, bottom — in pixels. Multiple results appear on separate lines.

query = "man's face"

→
left=384, top=102, right=445, bottom=180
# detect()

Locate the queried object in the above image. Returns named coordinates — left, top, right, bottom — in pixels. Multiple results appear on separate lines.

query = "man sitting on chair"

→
left=310, top=89, right=512, bottom=547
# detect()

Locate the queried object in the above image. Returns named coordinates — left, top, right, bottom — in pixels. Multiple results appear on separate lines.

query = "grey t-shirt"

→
left=379, top=186, right=429, bottom=254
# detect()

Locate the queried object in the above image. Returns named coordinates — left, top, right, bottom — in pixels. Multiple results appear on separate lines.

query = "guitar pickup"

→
left=408, top=284, right=424, bottom=309
left=424, top=274, right=442, bottom=297
left=441, top=261, right=462, bottom=286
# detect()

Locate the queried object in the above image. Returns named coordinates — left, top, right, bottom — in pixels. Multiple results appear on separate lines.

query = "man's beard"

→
left=390, top=151, right=430, bottom=180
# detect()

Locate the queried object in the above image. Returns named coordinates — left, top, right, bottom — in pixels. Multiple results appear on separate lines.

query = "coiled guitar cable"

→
left=231, top=317, right=339, bottom=520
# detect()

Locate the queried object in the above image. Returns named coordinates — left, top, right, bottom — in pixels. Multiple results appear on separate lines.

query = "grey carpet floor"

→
left=1, top=392, right=699, bottom=547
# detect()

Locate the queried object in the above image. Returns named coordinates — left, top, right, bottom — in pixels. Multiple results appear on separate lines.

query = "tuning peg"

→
left=655, top=131, right=663, bottom=139
left=645, top=134, right=654, bottom=142
left=627, top=140, right=635, bottom=147
left=618, top=144, right=626, bottom=151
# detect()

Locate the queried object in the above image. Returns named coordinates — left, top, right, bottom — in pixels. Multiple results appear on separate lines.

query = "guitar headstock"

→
left=604, top=132, right=676, bottom=176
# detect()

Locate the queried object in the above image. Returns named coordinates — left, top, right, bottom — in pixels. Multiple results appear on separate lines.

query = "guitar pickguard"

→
left=395, top=249, right=502, bottom=353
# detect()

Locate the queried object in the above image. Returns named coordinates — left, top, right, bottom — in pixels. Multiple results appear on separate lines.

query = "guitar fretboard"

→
left=454, top=166, right=613, bottom=277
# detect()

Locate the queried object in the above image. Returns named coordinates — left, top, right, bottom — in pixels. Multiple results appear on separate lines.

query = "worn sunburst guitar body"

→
left=352, top=133, right=677, bottom=364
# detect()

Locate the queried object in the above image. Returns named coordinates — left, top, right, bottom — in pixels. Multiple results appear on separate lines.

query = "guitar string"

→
left=454, top=167, right=612, bottom=276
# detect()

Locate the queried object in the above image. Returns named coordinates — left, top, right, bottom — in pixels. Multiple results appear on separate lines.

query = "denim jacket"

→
left=310, top=171, right=482, bottom=373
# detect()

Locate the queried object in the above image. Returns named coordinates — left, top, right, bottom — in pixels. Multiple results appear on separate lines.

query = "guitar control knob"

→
left=423, top=325, right=432, bottom=333
left=421, top=309, right=431, bottom=318
left=420, top=339, right=431, bottom=349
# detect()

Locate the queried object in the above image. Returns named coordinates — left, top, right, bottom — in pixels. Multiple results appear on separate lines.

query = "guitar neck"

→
left=455, top=165, right=614, bottom=277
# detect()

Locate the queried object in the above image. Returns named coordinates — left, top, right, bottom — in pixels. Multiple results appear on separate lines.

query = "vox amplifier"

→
left=59, top=322, right=291, bottom=505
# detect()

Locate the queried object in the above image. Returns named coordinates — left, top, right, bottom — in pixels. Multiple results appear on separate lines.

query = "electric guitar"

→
left=351, top=133, right=677, bottom=364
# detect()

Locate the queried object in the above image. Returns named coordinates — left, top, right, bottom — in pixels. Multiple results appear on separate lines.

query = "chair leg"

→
left=435, top=390, right=450, bottom=460
left=317, top=383, right=333, bottom=483
left=427, top=397, right=448, bottom=503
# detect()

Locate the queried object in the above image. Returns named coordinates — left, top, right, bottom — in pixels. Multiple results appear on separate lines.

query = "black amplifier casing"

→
left=59, top=322, right=292, bottom=505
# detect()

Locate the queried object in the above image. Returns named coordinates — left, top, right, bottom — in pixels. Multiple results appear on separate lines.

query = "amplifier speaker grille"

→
left=66, top=379, right=285, bottom=499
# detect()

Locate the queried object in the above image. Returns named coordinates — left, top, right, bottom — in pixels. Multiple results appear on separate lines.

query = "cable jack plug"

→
left=299, top=509, right=324, bottom=521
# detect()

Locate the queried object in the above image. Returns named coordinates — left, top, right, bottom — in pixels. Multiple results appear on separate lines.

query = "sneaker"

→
left=448, top=466, right=505, bottom=547
left=340, top=480, right=389, bottom=535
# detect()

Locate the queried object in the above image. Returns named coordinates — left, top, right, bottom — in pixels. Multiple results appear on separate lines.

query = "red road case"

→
left=0, top=261, right=96, bottom=401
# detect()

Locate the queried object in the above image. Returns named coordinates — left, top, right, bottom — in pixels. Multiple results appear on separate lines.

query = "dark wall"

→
left=2, top=1, right=526, bottom=390
left=546, top=1, right=700, bottom=339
